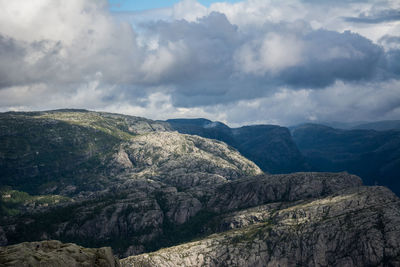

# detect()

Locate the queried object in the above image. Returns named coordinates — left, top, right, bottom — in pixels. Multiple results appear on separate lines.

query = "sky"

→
left=0, top=0, right=399, bottom=126
left=109, top=0, right=243, bottom=11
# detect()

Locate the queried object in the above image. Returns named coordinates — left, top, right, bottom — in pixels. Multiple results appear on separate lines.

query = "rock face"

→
left=121, top=186, right=400, bottom=267
left=117, top=131, right=262, bottom=188
left=0, top=111, right=260, bottom=197
left=0, top=110, right=261, bottom=256
left=204, top=172, right=362, bottom=213
left=0, top=240, right=120, bottom=267
left=292, top=123, right=400, bottom=196
left=1, top=172, right=358, bottom=257
left=167, top=118, right=308, bottom=173
left=0, top=110, right=170, bottom=195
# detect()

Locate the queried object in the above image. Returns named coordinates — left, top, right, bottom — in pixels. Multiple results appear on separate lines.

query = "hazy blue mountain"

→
left=292, top=123, right=400, bottom=195
left=167, top=119, right=308, bottom=174
left=291, top=120, right=400, bottom=131
left=352, top=120, right=400, bottom=131
left=290, top=121, right=366, bottom=130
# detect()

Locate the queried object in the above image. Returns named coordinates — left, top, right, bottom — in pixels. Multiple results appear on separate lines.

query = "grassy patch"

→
left=0, top=187, right=71, bottom=216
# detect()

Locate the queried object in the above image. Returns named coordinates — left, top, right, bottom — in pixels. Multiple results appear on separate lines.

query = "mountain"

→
left=0, top=110, right=261, bottom=256
left=352, top=120, right=400, bottom=131
left=290, top=121, right=367, bottom=130
left=122, top=185, right=400, bottom=267
left=166, top=118, right=308, bottom=174
left=0, top=240, right=120, bottom=267
left=292, top=123, right=400, bottom=195
left=1, top=110, right=400, bottom=266
left=0, top=110, right=171, bottom=195
left=291, top=120, right=400, bottom=131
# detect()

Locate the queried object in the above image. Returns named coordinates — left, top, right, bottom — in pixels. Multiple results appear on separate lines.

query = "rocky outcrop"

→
left=204, top=172, right=362, bottom=212
left=0, top=111, right=260, bottom=197
left=0, top=111, right=263, bottom=257
left=0, top=240, right=120, bottom=267
left=1, top=172, right=362, bottom=257
left=113, top=131, right=262, bottom=188
left=167, top=118, right=308, bottom=173
left=121, top=186, right=400, bottom=267
left=0, top=110, right=170, bottom=196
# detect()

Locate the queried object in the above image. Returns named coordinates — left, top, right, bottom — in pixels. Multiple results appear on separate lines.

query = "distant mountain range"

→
left=351, top=120, right=400, bottom=131
left=291, top=123, right=400, bottom=195
left=296, top=120, right=400, bottom=131
left=167, top=118, right=400, bottom=196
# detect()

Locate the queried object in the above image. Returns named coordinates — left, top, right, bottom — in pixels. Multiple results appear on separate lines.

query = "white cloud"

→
left=172, top=0, right=208, bottom=22
left=235, top=33, right=304, bottom=75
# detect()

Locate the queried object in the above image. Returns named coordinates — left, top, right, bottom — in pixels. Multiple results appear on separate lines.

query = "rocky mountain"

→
left=166, top=118, right=308, bottom=173
left=0, top=110, right=170, bottom=195
left=0, top=240, right=120, bottom=267
left=122, top=185, right=400, bottom=267
left=0, top=110, right=261, bottom=256
left=0, top=111, right=259, bottom=196
left=1, top=110, right=400, bottom=266
left=292, top=123, right=400, bottom=196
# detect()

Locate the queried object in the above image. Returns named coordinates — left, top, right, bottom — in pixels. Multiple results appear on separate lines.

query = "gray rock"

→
left=121, top=186, right=400, bottom=267
left=0, top=240, right=120, bottom=267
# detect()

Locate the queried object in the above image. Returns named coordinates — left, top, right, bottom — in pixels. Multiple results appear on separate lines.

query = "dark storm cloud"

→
left=385, top=50, right=400, bottom=75
left=344, top=9, right=400, bottom=24
left=379, top=35, right=400, bottom=45
left=0, top=35, right=66, bottom=88
left=0, top=35, right=24, bottom=88
left=134, top=14, right=397, bottom=107
left=280, top=30, right=385, bottom=88
left=140, top=12, right=238, bottom=84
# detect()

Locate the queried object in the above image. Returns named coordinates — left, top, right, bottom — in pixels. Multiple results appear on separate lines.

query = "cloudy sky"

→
left=0, top=0, right=399, bottom=126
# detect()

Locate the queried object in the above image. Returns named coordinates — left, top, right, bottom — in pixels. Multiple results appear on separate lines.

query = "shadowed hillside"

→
left=167, top=118, right=308, bottom=174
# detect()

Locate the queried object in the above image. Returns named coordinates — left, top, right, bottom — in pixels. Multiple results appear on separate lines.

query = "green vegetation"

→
left=0, top=187, right=70, bottom=216
left=35, top=111, right=136, bottom=141
left=0, top=112, right=126, bottom=194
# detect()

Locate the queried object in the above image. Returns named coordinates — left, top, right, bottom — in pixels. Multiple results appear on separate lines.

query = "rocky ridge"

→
left=0, top=240, right=120, bottom=267
left=122, top=186, right=400, bottom=267
left=0, top=110, right=261, bottom=256
left=166, top=118, right=308, bottom=173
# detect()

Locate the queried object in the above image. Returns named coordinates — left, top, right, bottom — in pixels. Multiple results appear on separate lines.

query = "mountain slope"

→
left=0, top=110, right=261, bottom=256
left=292, top=123, right=400, bottom=195
left=0, top=111, right=260, bottom=196
left=0, top=240, right=120, bottom=267
left=122, top=186, right=400, bottom=267
left=0, top=110, right=170, bottom=195
left=352, top=120, right=400, bottom=131
left=167, top=119, right=308, bottom=173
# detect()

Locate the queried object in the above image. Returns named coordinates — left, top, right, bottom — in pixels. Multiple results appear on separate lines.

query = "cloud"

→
left=135, top=17, right=393, bottom=105
left=0, top=0, right=400, bottom=126
left=235, top=33, right=305, bottom=75
left=344, top=9, right=400, bottom=24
